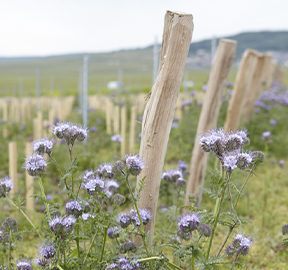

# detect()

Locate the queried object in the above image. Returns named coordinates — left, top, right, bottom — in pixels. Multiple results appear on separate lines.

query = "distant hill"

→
left=188, top=31, right=288, bottom=58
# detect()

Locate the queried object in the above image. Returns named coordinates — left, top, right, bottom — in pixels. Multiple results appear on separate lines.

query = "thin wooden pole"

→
left=185, top=39, right=237, bottom=207
left=129, top=106, right=137, bottom=152
left=121, top=106, right=127, bottom=157
left=261, top=54, right=273, bottom=91
left=25, top=142, right=34, bottom=212
left=136, top=10, right=193, bottom=240
left=113, top=105, right=120, bottom=134
left=224, top=49, right=258, bottom=131
left=106, top=99, right=112, bottom=134
left=9, top=142, right=17, bottom=197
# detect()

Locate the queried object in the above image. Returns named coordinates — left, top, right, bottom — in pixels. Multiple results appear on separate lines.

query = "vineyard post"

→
left=136, top=10, right=193, bottom=239
left=224, top=49, right=258, bottom=131
left=9, top=142, right=17, bottom=198
left=185, top=39, right=237, bottom=207
left=121, top=106, right=127, bottom=157
left=25, top=142, right=34, bottom=212
left=129, top=106, right=137, bottom=152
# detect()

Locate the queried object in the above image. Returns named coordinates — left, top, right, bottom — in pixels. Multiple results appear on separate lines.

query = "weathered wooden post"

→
left=242, top=54, right=265, bottom=122
left=184, top=39, right=237, bottom=207
left=9, top=142, right=17, bottom=197
left=136, top=10, right=193, bottom=239
left=25, top=142, right=34, bottom=212
left=106, top=99, right=112, bottom=134
left=224, top=49, right=258, bottom=131
left=129, top=106, right=137, bottom=152
left=82, top=55, right=89, bottom=142
left=121, top=106, right=127, bottom=157
left=153, top=36, right=159, bottom=84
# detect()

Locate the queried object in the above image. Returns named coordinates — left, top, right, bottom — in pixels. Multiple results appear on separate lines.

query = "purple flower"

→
left=118, top=213, right=132, bottom=228
left=19, top=125, right=25, bottom=130
left=125, top=153, right=145, bottom=176
left=171, top=123, right=179, bottom=129
left=190, top=91, right=196, bottom=96
left=107, top=226, right=120, bottom=239
left=111, top=134, right=122, bottom=143
left=90, top=126, right=97, bottom=132
left=104, top=180, right=120, bottom=197
left=279, top=160, right=284, bottom=168
left=176, top=177, right=186, bottom=187
left=65, top=200, right=83, bottom=218
left=262, top=131, right=270, bottom=141
left=177, top=160, right=188, bottom=172
left=255, top=108, right=261, bottom=114
left=197, top=223, right=212, bottom=237
left=16, top=260, right=32, bottom=270
left=197, top=101, right=203, bottom=106
left=119, top=241, right=138, bottom=254
left=117, top=258, right=134, bottom=270
left=81, top=169, right=96, bottom=183
left=226, top=81, right=233, bottom=88
left=181, top=99, right=193, bottom=107
left=231, top=233, right=253, bottom=256
left=269, top=119, right=277, bottom=126
left=162, top=169, right=182, bottom=183
left=32, top=137, right=55, bottom=155
left=36, top=257, right=49, bottom=267
left=130, top=208, right=152, bottom=226
left=202, top=84, right=207, bottom=92
left=105, top=263, right=119, bottom=270
left=83, top=176, right=105, bottom=195
left=49, top=215, right=76, bottom=235
left=223, top=154, right=238, bottom=172
left=236, top=152, right=253, bottom=170
left=23, top=154, right=48, bottom=176
left=40, top=244, right=55, bottom=259
left=0, top=176, right=13, bottom=197
left=178, top=213, right=200, bottom=233
left=53, top=121, right=88, bottom=145
left=97, top=163, right=114, bottom=179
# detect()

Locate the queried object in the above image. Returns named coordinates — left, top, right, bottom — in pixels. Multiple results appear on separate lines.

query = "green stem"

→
left=125, top=173, right=150, bottom=258
left=230, top=253, right=239, bottom=270
left=76, top=224, right=80, bottom=257
left=206, top=167, right=228, bottom=259
left=216, top=222, right=237, bottom=256
left=57, top=264, right=65, bottom=270
left=83, top=231, right=98, bottom=264
left=6, top=197, right=43, bottom=241
left=192, top=252, right=195, bottom=270
left=137, top=257, right=183, bottom=270
left=38, top=176, right=51, bottom=220
left=48, top=153, right=64, bottom=177
left=100, top=227, right=107, bottom=262
left=8, top=231, right=11, bottom=270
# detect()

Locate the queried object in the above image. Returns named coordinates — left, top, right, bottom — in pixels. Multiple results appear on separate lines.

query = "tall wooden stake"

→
left=136, top=10, right=193, bottom=240
left=185, top=39, right=237, bottom=207
left=129, top=106, right=137, bottom=152
left=25, top=142, right=34, bottom=212
left=9, top=142, right=17, bottom=197
left=121, top=106, right=127, bottom=157
left=83, top=55, right=89, bottom=143
left=224, top=49, right=258, bottom=131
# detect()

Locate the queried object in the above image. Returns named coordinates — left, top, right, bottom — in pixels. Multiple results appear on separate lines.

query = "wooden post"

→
left=136, top=10, right=193, bottom=239
left=113, top=105, right=120, bottom=134
left=242, top=54, right=265, bottom=121
left=224, top=49, right=258, bottom=131
left=129, top=106, right=137, bottom=152
left=261, top=54, right=273, bottom=91
left=121, top=106, right=127, bottom=157
left=106, top=99, right=112, bottom=134
left=185, top=39, right=237, bottom=207
left=25, top=142, right=34, bottom=212
left=9, top=142, right=17, bottom=197
left=36, top=111, right=42, bottom=138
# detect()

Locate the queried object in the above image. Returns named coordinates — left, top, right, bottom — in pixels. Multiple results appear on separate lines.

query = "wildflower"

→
left=279, top=160, right=284, bottom=168
left=197, top=224, right=212, bottom=237
left=269, top=119, right=277, bottom=125
left=105, top=263, right=119, bottom=270
left=23, top=154, right=47, bottom=176
left=223, top=154, right=238, bottom=172
left=83, top=176, right=105, bottom=195
left=90, top=126, right=97, bottom=132
left=251, top=151, right=265, bottom=165
left=32, top=137, right=55, bottom=155
left=236, top=152, right=253, bottom=170
left=97, top=163, right=114, bottom=179
left=81, top=169, right=96, bottom=183
left=107, top=226, right=120, bottom=239
left=125, top=153, right=145, bottom=176
left=230, top=233, right=253, bottom=256
left=262, top=131, right=270, bottom=141
left=118, top=213, right=132, bottom=228
left=199, top=128, right=225, bottom=154
left=178, top=213, right=200, bottom=233
left=181, top=99, right=193, bottom=107
left=171, top=123, right=179, bottom=129
left=2, top=217, right=18, bottom=231
left=111, top=134, right=122, bottom=142
left=65, top=200, right=83, bottom=218
left=113, top=193, right=126, bottom=206
left=82, top=213, right=95, bottom=222
left=225, top=244, right=235, bottom=256
left=16, top=260, right=32, bottom=270
left=224, top=133, right=243, bottom=152
left=113, top=161, right=125, bottom=174
left=255, top=108, right=261, bottom=114
left=53, top=122, right=88, bottom=145
left=162, top=170, right=182, bottom=183
left=176, top=177, right=186, bottom=187
left=226, top=81, right=233, bottom=88
left=119, top=241, right=138, bottom=254
left=282, top=224, right=288, bottom=235
left=177, top=160, right=188, bottom=172
left=202, top=84, right=207, bottom=92
left=40, top=244, right=55, bottom=259
left=49, top=215, right=76, bottom=235
left=170, top=236, right=180, bottom=244
left=36, top=257, right=49, bottom=267
left=117, top=258, right=133, bottom=270
left=177, top=229, right=190, bottom=241
left=0, top=176, right=13, bottom=197
left=105, top=180, right=120, bottom=197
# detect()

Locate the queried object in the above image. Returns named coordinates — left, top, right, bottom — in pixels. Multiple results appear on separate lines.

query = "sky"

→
left=1, top=0, right=288, bottom=57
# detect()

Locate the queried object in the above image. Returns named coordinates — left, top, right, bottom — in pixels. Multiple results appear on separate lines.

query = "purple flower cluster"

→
left=32, top=137, right=55, bottom=155
left=181, top=99, right=193, bottom=107
left=49, top=215, right=76, bottom=235
left=65, top=200, right=83, bottom=218
left=104, top=180, right=120, bottom=198
left=40, top=244, right=55, bottom=259
left=111, top=134, right=122, bottom=143
left=83, top=175, right=105, bottom=195
left=226, top=233, right=253, bottom=256
left=162, top=169, right=182, bottom=183
left=199, top=128, right=257, bottom=173
left=125, top=153, right=145, bottom=176
left=107, top=226, right=120, bottom=239
left=97, top=163, right=114, bottom=179
left=0, top=176, right=13, bottom=197
left=23, top=154, right=48, bottom=176
left=53, top=121, right=88, bottom=145
left=16, top=260, right=33, bottom=270
left=118, top=208, right=152, bottom=228
left=178, top=213, right=200, bottom=233
left=106, top=257, right=140, bottom=270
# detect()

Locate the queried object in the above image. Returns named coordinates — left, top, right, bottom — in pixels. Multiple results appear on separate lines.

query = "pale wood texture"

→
left=224, top=49, right=258, bottom=131
left=106, top=99, right=112, bottom=134
left=136, top=10, right=193, bottom=239
left=36, top=111, right=42, bottom=139
left=260, top=54, right=273, bottom=91
left=184, top=39, right=237, bottom=207
left=121, top=106, right=127, bottom=156
left=9, top=142, right=17, bottom=197
left=113, top=105, right=120, bottom=134
left=25, top=142, right=34, bottom=212
left=273, top=63, right=285, bottom=85
left=129, top=106, right=137, bottom=152
left=242, top=54, right=266, bottom=122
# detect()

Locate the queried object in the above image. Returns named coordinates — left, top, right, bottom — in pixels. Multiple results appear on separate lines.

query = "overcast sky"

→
left=1, top=0, right=288, bottom=57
